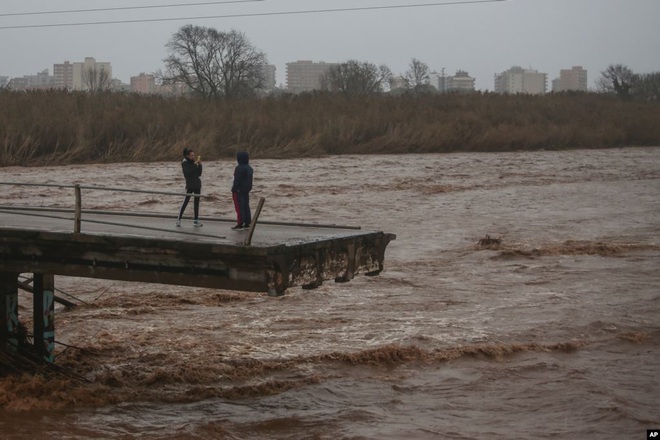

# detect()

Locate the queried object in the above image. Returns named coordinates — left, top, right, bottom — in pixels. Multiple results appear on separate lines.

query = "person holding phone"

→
left=176, top=147, right=203, bottom=227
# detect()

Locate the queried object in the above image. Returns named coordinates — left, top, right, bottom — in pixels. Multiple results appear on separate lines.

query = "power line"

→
left=0, top=0, right=265, bottom=18
left=0, top=0, right=507, bottom=30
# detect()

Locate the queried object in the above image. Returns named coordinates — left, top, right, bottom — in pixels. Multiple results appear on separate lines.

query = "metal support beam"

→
left=17, top=279, right=77, bottom=308
left=33, top=273, right=55, bottom=363
left=0, top=272, right=19, bottom=352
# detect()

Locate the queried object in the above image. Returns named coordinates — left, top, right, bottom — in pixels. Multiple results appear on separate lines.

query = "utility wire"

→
left=0, top=0, right=507, bottom=30
left=0, top=0, right=265, bottom=18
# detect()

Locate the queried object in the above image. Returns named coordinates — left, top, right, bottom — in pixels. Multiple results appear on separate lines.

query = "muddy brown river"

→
left=1, top=147, right=659, bottom=439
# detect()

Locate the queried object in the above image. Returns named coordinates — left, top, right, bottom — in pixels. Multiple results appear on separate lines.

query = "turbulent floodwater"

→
left=1, top=148, right=659, bottom=439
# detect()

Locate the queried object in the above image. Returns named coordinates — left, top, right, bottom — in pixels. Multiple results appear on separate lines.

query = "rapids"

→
left=1, top=147, right=659, bottom=439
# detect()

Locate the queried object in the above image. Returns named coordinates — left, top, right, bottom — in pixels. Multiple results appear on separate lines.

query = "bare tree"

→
left=83, top=66, right=112, bottom=92
left=597, top=64, right=634, bottom=98
left=631, top=72, right=660, bottom=102
left=405, top=58, right=431, bottom=91
left=321, top=60, right=392, bottom=96
left=162, top=25, right=267, bottom=99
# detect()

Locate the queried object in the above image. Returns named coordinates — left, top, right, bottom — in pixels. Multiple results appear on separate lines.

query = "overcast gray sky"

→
left=1, top=0, right=659, bottom=90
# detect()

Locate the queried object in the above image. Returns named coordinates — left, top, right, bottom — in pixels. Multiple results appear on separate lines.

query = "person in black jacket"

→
left=176, top=148, right=203, bottom=227
left=231, top=151, right=253, bottom=230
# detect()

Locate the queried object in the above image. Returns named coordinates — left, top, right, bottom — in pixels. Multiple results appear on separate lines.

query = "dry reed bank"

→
left=1, top=90, right=659, bottom=166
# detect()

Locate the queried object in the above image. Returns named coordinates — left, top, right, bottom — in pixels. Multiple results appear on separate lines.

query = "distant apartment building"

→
left=130, top=73, right=157, bottom=94
left=494, top=66, right=547, bottom=95
left=390, top=75, right=409, bottom=91
left=428, top=71, right=443, bottom=90
left=286, top=60, right=337, bottom=93
left=156, top=81, right=189, bottom=97
left=260, top=64, right=277, bottom=92
left=111, top=79, right=131, bottom=93
left=0, top=76, right=9, bottom=88
left=8, top=69, right=54, bottom=90
left=424, top=70, right=477, bottom=93
left=552, top=66, right=587, bottom=92
left=8, top=77, right=29, bottom=90
left=72, top=57, right=112, bottom=91
left=53, top=61, right=74, bottom=89
left=445, top=70, right=476, bottom=92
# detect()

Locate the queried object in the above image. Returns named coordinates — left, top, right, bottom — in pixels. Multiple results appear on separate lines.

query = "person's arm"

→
left=197, top=163, right=203, bottom=177
left=182, top=162, right=195, bottom=181
left=246, top=167, right=253, bottom=192
left=231, top=166, right=240, bottom=192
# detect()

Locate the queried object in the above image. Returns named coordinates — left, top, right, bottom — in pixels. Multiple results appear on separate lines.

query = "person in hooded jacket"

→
left=176, top=147, right=203, bottom=227
left=231, top=151, right=253, bottom=230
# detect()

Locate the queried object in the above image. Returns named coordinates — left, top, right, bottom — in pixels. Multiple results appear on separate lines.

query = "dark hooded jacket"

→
left=232, top=151, right=253, bottom=193
left=181, top=157, right=202, bottom=190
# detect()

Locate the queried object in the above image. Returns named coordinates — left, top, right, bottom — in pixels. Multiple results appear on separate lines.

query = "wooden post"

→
left=244, top=197, right=265, bottom=246
left=33, top=273, right=55, bottom=362
left=0, top=272, right=19, bottom=352
left=74, top=184, right=82, bottom=233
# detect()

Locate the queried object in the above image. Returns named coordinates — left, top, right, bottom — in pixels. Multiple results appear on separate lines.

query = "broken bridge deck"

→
left=0, top=209, right=395, bottom=295
left=0, top=184, right=395, bottom=363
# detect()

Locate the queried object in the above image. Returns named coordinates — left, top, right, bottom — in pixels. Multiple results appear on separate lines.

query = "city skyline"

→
left=1, top=0, right=659, bottom=91
left=3, top=56, right=589, bottom=95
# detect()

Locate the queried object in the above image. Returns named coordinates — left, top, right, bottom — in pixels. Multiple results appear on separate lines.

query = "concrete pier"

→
left=0, top=208, right=395, bottom=362
left=0, top=209, right=395, bottom=294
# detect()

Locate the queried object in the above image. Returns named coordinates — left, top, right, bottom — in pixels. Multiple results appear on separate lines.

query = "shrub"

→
left=0, top=90, right=658, bottom=166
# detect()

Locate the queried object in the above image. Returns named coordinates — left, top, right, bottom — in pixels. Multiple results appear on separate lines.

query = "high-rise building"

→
left=446, top=70, right=476, bottom=93
left=390, top=75, right=408, bottom=91
left=8, top=70, right=54, bottom=90
left=286, top=60, right=337, bottom=94
left=429, top=70, right=476, bottom=93
left=260, top=64, right=277, bottom=92
left=130, top=73, right=157, bottom=94
left=8, top=77, right=28, bottom=90
left=111, top=79, right=131, bottom=93
left=428, top=71, right=444, bottom=91
left=494, top=66, right=547, bottom=94
left=72, top=57, right=112, bottom=91
left=157, top=81, right=189, bottom=97
left=552, top=66, right=588, bottom=92
left=53, top=61, right=74, bottom=89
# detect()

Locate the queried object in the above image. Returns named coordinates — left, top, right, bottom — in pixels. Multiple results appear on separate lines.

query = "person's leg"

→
left=243, top=192, right=252, bottom=226
left=177, top=191, right=191, bottom=225
left=232, top=192, right=242, bottom=227
left=192, top=188, right=203, bottom=226
left=193, top=188, right=200, bottom=220
left=239, top=192, right=251, bottom=227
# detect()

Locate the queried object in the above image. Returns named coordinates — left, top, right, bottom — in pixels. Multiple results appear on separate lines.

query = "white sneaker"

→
left=193, top=220, right=203, bottom=227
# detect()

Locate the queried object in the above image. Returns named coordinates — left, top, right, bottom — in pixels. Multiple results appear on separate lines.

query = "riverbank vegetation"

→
left=1, top=89, right=659, bottom=166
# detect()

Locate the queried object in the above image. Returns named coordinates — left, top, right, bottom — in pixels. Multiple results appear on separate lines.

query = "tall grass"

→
left=1, top=89, right=659, bottom=166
